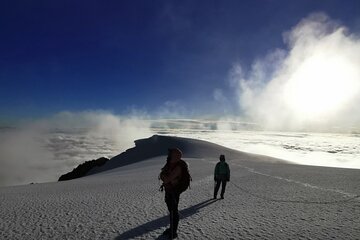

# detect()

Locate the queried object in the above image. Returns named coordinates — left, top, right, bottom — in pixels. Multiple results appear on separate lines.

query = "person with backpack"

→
left=159, top=148, right=191, bottom=239
left=213, top=154, right=230, bottom=199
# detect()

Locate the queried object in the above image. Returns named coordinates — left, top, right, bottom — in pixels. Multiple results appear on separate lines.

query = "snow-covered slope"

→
left=1, top=135, right=360, bottom=239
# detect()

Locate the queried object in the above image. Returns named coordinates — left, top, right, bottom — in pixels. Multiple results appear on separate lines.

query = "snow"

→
left=1, top=135, right=360, bottom=239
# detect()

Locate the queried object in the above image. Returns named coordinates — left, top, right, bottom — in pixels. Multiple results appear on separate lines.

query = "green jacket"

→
left=214, top=161, right=230, bottom=181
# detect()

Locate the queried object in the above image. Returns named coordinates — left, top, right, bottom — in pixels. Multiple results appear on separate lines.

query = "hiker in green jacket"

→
left=213, top=154, right=230, bottom=199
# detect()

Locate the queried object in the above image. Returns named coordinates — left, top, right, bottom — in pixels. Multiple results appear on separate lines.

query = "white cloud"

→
left=235, top=13, right=360, bottom=131
left=0, top=111, right=153, bottom=186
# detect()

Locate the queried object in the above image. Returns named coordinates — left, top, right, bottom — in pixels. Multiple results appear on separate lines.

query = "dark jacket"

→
left=214, top=161, right=230, bottom=181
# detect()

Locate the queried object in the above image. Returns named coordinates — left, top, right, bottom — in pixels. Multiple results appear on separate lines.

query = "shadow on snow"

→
left=115, top=198, right=219, bottom=239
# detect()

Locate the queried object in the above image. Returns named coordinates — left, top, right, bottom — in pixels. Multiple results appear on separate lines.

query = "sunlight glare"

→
left=284, top=55, right=359, bottom=118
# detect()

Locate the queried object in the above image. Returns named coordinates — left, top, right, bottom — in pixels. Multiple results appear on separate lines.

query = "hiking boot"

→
left=168, top=232, right=178, bottom=239
left=162, top=228, right=171, bottom=236
left=163, top=229, right=178, bottom=239
left=220, top=195, right=224, bottom=199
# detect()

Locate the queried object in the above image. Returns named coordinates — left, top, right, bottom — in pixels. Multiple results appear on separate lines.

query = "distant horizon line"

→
left=1, top=118, right=359, bottom=134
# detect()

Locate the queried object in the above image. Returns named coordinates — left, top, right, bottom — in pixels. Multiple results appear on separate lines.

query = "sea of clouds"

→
left=0, top=111, right=152, bottom=187
left=1, top=115, right=359, bottom=187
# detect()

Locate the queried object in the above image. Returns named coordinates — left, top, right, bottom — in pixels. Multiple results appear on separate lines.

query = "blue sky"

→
left=1, top=0, right=359, bottom=123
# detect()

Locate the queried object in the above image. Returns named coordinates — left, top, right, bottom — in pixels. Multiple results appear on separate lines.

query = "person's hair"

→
left=167, top=148, right=183, bottom=161
left=170, top=148, right=182, bottom=158
left=163, top=148, right=182, bottom=170
left=220, top=154, right=225, bottom=161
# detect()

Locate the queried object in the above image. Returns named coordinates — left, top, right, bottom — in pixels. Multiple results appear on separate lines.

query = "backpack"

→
left=176, top=160, right=192, bottom=193
left=160, top=159, right=192, bottom=193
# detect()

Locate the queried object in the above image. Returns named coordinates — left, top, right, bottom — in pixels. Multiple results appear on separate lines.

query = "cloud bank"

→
left=0, top=111, right=152, bottom=186
left=235, top=13, right=360, bottom=131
